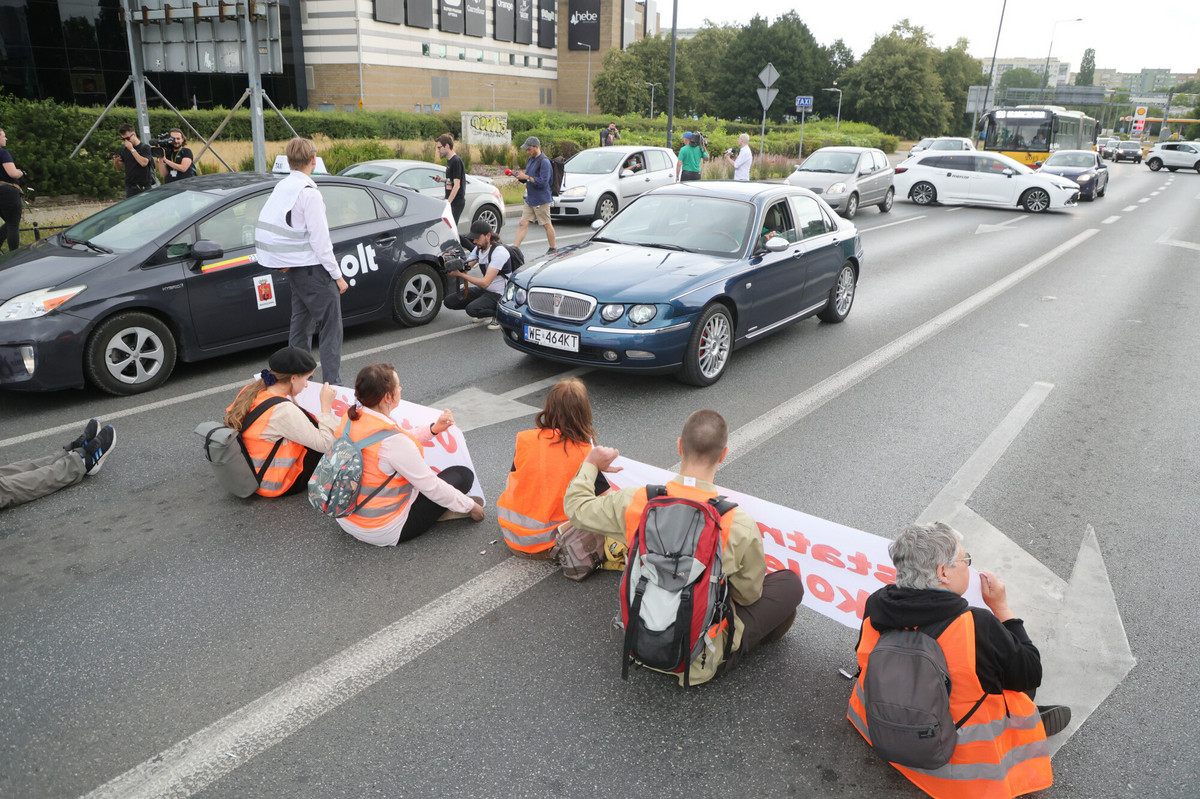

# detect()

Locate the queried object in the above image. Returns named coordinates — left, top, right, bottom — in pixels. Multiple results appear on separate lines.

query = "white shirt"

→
left=733, top=145, right=752, bottom=181
left=335, top=407, right=477, bottom=547
left=256, top=171, right=341, bottom=280
left=471, top=244, right=511, bottom=295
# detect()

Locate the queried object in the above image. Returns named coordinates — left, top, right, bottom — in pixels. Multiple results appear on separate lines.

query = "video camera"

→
left=148, top=132, right=176, bottom=159
left=694, top=131, right=710, bottom=150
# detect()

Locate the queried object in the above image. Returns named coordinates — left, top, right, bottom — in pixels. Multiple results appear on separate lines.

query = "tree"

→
left=938, top=38, right=985, bottom=136
left=593, top=49, right=649, bottom=116
left=837, top=21, right=951, bottom=138
left=1076, top=49, right=1095, bottom=86
left=679, top=23, right=737, bottom=117
left=825, top=38, right=856, bottom=77
left=998, top=67, right=1042, bottom=92
left=594, top=36, right=696, bottom=116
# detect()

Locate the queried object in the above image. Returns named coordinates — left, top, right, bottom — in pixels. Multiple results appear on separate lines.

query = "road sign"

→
left=795, top=95, right=813, bottom=112
left=434, top=103, right=441, bottom=112
left=758, top=63, right=779, bottom=88
left=757, top=88, right=778, bottom=112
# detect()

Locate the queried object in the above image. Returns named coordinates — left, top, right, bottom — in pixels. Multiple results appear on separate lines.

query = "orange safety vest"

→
left=336, top=412, right=420, bottom=529
left=496, top=429, right=592, bottom=554
left=847, top=612, right=1053, bottom=799
left=233, top=389, right=308, bottom=498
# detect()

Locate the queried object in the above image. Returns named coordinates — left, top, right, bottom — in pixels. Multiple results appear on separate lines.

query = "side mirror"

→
left=1033, top=161, right=1043, bottom=169
left=764, top=236, right=790, bottom=253
left=620, top=169, right=634, bottom=178
left=190, top=239, right=224, bottom=268
left=793, top=164, right=802, bottom=171
left=590, top=219, right=605, bottom=231
left=1002, top=168, right=1015, bottom=177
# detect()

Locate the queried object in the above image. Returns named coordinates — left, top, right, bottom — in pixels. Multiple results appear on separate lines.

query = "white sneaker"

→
left=487, top=318, right=501, bottom=330
left=471, top=316, right=490, bottom=324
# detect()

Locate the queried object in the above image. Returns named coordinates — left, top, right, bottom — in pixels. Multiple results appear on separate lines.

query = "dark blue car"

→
left=0, top=173, right=456, bottom=394
left=1036, top=150, right=1109, bottom=200
left=497, top=181, right=864, bottom=385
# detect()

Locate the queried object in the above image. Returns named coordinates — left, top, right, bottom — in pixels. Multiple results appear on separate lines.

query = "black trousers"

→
left=399, top=465, right=475, bottom=542
left=443, top=286, right=500, bottom=319
left=0, top=184, right=21, bottom=252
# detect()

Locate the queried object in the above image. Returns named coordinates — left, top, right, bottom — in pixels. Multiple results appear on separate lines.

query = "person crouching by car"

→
left=224, top=346, right=339, bottom=498
left=157, top=128, right=197, bottom=183
left=334, top=364, right=484, bottom=546
left=443, top=219, right=511, bottom=330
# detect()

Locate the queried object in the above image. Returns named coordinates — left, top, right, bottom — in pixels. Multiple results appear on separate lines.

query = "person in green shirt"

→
left=676, top=132, right=708, bottom=181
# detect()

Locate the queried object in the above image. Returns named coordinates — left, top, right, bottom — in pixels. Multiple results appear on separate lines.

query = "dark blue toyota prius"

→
left=0, top=173, right=457, bottom=394
left=497, top=181, right=864, bottom=385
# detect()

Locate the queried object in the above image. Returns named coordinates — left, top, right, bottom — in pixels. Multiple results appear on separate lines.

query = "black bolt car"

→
left=0, top=173, right=457, bottom=394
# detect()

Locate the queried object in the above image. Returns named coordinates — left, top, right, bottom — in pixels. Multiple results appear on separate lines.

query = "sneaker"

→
left=486, top=318, right=501, bottom=330
left=81, top=425, right=116, bottom=474
left=471, top=316, right=490, bottom=324
left=1038, top=705, right=1072, bottom=737
left=65, top=418, right=99, bottom=451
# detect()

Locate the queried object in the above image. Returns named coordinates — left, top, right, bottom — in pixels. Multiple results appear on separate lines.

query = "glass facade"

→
left=0, top=0, right=299, bottom=108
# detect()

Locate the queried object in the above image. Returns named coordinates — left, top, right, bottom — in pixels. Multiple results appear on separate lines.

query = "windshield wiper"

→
left=592, top=235, right=621, bottom=243
left=61, top=235, right=113, bottom=254
left=644, top=242, right=691, bottom=252
left=802, top=168, right=838, bottom=173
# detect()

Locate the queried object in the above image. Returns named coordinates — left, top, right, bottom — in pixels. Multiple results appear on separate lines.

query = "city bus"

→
left=978, top=105, right=1100, bottom=166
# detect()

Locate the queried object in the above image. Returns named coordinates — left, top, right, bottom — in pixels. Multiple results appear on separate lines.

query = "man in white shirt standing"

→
left=255, top=138, right=349, bottom=386
left=727, top=133, right=752, bottom=181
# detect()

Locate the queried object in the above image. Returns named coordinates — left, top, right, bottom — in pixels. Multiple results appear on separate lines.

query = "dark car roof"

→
left=650, top=180, right=808, bottom=205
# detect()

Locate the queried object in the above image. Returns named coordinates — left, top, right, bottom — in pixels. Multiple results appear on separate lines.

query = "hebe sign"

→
left=568, top=0, right=599, bottom=50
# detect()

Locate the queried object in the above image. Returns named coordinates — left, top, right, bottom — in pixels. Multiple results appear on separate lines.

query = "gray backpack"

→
left=862, top=626, right=986, bottom=769
left=194, top=397, right=288, bottom=498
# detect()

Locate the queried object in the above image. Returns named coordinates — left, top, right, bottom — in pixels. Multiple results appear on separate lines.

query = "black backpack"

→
left=482, top=243, right=524, bottom=274
left=550, top=156, right=566, bottom=197
left=862, top=625, right=987, bottom=769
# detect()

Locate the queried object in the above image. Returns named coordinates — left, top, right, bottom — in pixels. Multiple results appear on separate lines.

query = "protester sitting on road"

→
left=334, top=363, right=483, bottom=546
left=224, top=346, right=338, bottom=498
left=1, top=419, right=115, bottom=511
left=497, top=377, right=615, bottom=561
left=563, top=409, right=804, bottom=685
left=847, top=522, right=1070, bottom=799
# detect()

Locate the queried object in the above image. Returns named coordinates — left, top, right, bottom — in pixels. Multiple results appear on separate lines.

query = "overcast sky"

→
left=669, top=0, right=1199, bottom=76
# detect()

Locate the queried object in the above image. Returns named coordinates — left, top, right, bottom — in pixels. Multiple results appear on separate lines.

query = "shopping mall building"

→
left=0, top=0, right=659, bottom=114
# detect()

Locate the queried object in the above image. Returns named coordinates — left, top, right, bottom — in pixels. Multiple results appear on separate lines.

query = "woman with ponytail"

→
left=335, top=363, right=483, bottom=546
left=225, top=346, right=338, bottom=497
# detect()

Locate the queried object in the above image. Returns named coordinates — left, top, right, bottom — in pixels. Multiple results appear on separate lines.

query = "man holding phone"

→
left=435, top=134, right=466, bottom=225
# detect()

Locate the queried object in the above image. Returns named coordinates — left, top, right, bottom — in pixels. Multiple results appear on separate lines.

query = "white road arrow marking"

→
left=917, top=381, right=1135, bottom=755
left=1156, top=228, right=1200, bottom=252
left=975, top=216, right=1026, bottom=235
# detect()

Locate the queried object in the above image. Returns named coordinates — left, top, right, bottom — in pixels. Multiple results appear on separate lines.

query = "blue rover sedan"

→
left=497, top=181, right=864, bottom=385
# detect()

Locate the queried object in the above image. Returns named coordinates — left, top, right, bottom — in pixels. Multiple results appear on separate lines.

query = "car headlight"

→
left=562, top=186, right=587, bottom=198
left=628, top=304, right=657, bottom=325
left=600, top=304, right=625, bottom=322
left=515, top=287, right=527, bottom=305
left=0, top=285, right=87, bottom=321
left=827, top=183, right=848, bottom=195
left=504, top=282, right=515, bottom=302
left=1076, top=174, right=1093, bottom=181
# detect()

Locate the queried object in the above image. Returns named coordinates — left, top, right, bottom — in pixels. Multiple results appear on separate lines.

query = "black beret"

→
left=267, top=346, right=317, bottom=375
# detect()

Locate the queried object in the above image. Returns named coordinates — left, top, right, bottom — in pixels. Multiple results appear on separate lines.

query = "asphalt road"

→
left=3, top=161, right=1199, bottom=798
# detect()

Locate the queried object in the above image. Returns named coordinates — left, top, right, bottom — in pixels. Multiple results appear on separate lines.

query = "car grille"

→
left=527, top=288, right=596, bottom=322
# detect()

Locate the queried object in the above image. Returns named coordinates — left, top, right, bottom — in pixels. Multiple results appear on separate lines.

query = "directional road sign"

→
left=758, top=88, right=778, bottom=112
left=759, top=63, right=779, bottom=88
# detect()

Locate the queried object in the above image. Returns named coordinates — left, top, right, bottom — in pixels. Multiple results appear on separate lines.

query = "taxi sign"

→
left=271, top=154, right=330, bottom=175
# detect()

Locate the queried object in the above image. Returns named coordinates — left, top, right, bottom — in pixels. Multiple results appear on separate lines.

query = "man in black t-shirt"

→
left=435, top=133, right=467, bottom=226
left=157, top=128, right=197, bottom=183
left=112, top=124, right=154, bottom=198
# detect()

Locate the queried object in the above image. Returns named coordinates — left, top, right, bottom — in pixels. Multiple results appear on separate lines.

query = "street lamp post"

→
left=576, top=42, right=592, bottom=116
left=644, top=81, right=661, bottom=118
left=483, top=82, right=495, bottom=112
left=822, top=85, right=842, bottom=130
left=1041, top=17, right=1082, bottom=102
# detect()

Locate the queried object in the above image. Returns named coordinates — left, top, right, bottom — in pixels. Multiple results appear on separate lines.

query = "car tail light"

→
left=894, top=166, right=908, bottom=174
left=441, top=200, right=455, bottom=231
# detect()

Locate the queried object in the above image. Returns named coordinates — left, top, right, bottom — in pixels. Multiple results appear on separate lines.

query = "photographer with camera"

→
left=726, top=133, right=752, bottom=182
left=442, top=219, right=512, bottom=330
left=112, top=124, right=154, bottom=198
left=156, top=129, right=197, bottom=183
left=676, top=131, right=708, bottom=182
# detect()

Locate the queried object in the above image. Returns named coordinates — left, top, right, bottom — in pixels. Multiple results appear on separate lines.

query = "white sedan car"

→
left=550, top=145, right=678, bottom=222
left=894, top=150, right=1080, bottom=213
left=339, top=159, right=506, bottom=235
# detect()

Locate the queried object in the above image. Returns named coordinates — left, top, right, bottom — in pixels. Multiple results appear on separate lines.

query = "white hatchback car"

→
left=339, top=159, right=506, bottom=236
left=1144, top=141, right=1200, bottom=173
left=894, top=150, right=1080, bottom=212
left=551, top=145, right=679, bottom=222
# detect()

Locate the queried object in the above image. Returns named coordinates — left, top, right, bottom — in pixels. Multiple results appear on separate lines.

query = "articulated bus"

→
left=978, top=105, right=1100, bottom=166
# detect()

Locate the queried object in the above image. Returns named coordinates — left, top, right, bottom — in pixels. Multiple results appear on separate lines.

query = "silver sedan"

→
left=339, top=158, right=506, bottom=235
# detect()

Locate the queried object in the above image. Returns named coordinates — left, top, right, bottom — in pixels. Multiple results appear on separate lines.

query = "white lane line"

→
left=1138, top=197, right=1151, bottom=203
left=718, top=229, right=1100, bottom=467
left=498, top=367, right=591, bottom=401
left=944, top=207, right=963, bottom=212
left=81, top=558, right=559, bottom=799
left=1122, top=205, right=1138, bottom=212
left=0, top=324, right=477, bottom=452
left=858, top=215, right=926, bottom=233
left=1102, top=216, right=1121, bottom=224
left=1151, top=191, right=1160, bottom=196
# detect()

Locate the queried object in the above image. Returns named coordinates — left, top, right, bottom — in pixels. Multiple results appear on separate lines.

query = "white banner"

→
left=606, top=458, right=983, bottom=629
left=293, top=383, right=485, bottom=504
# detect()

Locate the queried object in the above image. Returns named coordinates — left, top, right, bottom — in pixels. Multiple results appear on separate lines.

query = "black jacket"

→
left=857, top=585, right=1043, bottom=695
